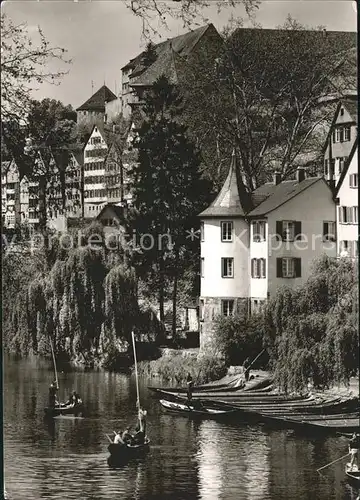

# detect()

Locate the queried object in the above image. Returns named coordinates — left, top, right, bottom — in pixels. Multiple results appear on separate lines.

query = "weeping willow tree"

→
left=264, top=256, right=358, bottom=392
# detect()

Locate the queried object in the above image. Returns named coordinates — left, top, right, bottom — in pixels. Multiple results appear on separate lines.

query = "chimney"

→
left=296, top=167, right=306, bottom=183
left=273, top=172, right=281, bottom=185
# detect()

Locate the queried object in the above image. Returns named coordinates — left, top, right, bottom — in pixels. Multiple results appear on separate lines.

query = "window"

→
left=338, top=157, right=344, bottom=175
left=340, top=107, right=344, bottom=116
left=344, top=126, right=351, bottom=142
left=201, top=258, right=205, bottom=278
left=252, top=221, right=266, bottom=242
left=276, top=221, right=301, bottom=241
left=200, top=299, right=204, bottom=321
left=333, top=126, right=351, bottom=143
left=222, top=300, right=234, bottom=317
left=251, top=258, right=266, bottom=278
left=340, top=240, right=349, bottom=255
left=353, top=206, right=358, bottom=224
left=339, top=206, right=354, bottom=224
left=200, top=221, right=204, bottom=242
left=323, top=221, right=336, bottom=242
left=324, top=159, right=329, bottom=176
left=221, top=257, right=234, bottom=278
left=350, top=174, right=358, bottom=188
left=354, top=241, right=359, bottom=258
left=277, top=258, right=301, bottom=278
left=221, top=221, right=233, bottom=242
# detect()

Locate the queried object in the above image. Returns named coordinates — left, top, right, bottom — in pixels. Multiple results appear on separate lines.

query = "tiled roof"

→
left=342, top=99, right=358, bottom=123
left=131, top=48, right=181, bottom=87
left=231, top=28, right=356, bottom=52
left=97, top=203, right=125, bottom=221
left=199, top=151, right=249, bottom=218
left=76, top=85, right=117, bottom=112
left=123, top=24, right=218, bottom=86
left=248, top=178, right=322, bottom=216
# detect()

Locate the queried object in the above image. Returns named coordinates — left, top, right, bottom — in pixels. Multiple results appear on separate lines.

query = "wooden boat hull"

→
left=44, top=403, right=84, bottom=417
left=159, top=399, right=238, bottom=418
left=345, top=464, right=360, bottom=487
left=108, top=439, right=150, bottom=464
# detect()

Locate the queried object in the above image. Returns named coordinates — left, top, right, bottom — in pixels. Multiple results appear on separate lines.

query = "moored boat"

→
left=345, top=463, right=360, bottom=487
left=159, top=398, right=238, bottom=418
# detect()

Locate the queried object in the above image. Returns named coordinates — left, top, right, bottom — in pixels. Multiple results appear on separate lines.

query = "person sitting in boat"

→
left=349, top=432, right=360, bottom=470
left=122, top=427, right=135, bottom=445
left=66, top=391, right=81, bottom=406
left=49, top=380, right=59, bottom=408
left=113, top=431, right=125, bottom=444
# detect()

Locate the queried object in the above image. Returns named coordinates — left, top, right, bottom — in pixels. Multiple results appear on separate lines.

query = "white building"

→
left=83, top=125, right=108, bottom=217
left=199, top=153, right=337, bottom=351
left=335, top=142, right=358, bottom=259
left=323, top=98, right=357, bottom=189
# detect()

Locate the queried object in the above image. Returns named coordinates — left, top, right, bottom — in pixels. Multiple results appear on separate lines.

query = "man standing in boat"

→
left=349, top=432, right=360, bottom=470
left=49, top=380, right=59, bottom=408
left=186, top=373, right=194, bottom=402
left=134, top=406, right=147, bottom=444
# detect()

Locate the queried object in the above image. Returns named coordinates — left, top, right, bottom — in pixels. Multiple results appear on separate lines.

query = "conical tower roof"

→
left=199, top=150, right=252, bottom=218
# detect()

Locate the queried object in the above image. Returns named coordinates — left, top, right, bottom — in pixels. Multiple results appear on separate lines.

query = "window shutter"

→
left=339, top=206, right=343, bottom=223
left=276, top=258, right=283, bottom=278
left=261, top=258, right=266, bottom=278
left=251, top=259, right=255, bottom=278
left=295, top=258, right=301, bottom=277
left=294, top=221, right=302, bottom=240
left=348, top=241, right=353, bottom=257
left=276, top=221, right=282, bottom=240
left=347, top=207, right=353, bottom=223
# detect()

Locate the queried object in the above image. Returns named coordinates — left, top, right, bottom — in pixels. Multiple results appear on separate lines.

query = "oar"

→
left=105, top=434, right=113, bottom=443
left=316, top=452, right=350, bottom=472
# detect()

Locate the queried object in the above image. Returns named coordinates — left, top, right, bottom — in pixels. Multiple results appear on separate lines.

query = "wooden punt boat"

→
left=108, top=438, right=150, bottom=463
left=159, top=399, right=238, bottom=418
left=260, top=413, right=360, bottom=433
left=44, top=402, right=84, bottom=417
left=345, top=463, right=360, bottom=487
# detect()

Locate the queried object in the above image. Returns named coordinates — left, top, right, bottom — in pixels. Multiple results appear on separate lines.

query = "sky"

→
left=2, top=0, right=357, bottom=110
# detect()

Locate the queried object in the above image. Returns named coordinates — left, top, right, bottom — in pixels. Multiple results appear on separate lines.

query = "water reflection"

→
left=4, top=357, right=358, bottom=500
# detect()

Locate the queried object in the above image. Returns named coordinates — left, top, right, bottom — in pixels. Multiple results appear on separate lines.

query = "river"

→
left=3, top=358, right=359, bottom=500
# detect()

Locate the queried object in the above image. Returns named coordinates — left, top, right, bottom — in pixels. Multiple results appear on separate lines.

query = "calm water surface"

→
left=4, top=358, right=359, bottom=500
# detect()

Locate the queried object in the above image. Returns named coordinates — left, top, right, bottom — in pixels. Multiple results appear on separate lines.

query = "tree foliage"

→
left=126, top=0, right=260, bottom=38
left=264, top=256, right=358, bottom=392
left=129, top=76, right=212, bottom=329
left=1, top=13, right=70, bottom=122
left=182, top=16, right=355, bottom=188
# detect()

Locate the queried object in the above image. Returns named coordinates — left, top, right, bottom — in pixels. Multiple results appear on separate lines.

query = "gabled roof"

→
left=76, top=85, right=117, bottom=112
left=322, top=98, right=358, bottom=153
left=248, top=177, right=323, bottom=217
left=122, top=23, right=219, bottom=83
left=131, top=48, right=181, bottom=87
left=335, top=140, right=358, bottom=196
left=1, top=161, right=11, bottom=175
left=97, top=203, right=125, bottom=221
left=199, top=151, right=250, bottom=218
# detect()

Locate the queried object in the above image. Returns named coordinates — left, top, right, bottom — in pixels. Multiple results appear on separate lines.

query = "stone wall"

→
left=199, top=296, right=249, bottom=356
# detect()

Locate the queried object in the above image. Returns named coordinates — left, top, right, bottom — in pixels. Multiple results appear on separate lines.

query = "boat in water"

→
left=44, top=401, right=84, bottom=417
left=108, top=438, right=150, bottom=465
left=345, top=463, right=360, bottom=487
left=159, top=398, right=237, bottom=418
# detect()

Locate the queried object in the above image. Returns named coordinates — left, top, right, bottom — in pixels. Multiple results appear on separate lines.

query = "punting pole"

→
left=248, top=349, right=265, bottom=370
left=49, top=337, right=59, bottom=390
left=316, top=453, right=350, bottom=472
left=132, top=330, right=140, bottom=409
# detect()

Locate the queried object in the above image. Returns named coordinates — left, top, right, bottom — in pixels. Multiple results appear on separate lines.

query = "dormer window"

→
left=340, top=108, right=344, bottom=116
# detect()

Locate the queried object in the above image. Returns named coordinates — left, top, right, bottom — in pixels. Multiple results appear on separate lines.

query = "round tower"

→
left=198, top=151, right=251, bottom=355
